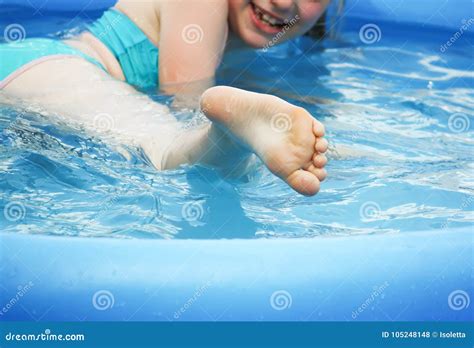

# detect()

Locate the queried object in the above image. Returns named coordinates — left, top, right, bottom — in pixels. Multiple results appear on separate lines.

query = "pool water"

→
left=0, top=13, right=473, bottom=239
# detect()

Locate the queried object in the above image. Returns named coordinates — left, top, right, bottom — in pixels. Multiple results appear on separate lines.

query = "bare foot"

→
left=199, top=86, right=328, bottom=196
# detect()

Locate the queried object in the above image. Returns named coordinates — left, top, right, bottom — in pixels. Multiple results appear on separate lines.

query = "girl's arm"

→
left=158, top=0, right=229, bottom=105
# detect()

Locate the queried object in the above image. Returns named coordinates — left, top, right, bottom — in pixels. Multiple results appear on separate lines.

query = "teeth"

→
left=253, top=4, right=284, bottom=27
left=263, top=14, right=272, bottom=24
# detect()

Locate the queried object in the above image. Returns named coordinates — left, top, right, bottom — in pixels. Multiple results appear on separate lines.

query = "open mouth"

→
left=249, top=1, right=289, bottom=34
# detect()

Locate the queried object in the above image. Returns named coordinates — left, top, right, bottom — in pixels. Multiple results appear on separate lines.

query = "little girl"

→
left=0, top=0, right=329, bottom=195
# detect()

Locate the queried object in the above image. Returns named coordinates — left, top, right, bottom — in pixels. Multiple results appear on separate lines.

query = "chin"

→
left=228, top=0, right=300, bottom=49
left=239, top=30, right=270, bottom=48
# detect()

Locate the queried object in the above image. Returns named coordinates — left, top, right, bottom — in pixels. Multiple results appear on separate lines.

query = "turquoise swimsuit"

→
left=87, top=9, right=159, bottom=88
left=0, top=9, right=159, bottom=89
left=0, top=38, right=104, bottom=88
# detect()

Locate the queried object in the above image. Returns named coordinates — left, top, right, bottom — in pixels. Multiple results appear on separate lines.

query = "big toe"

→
left=286, top=170, right=320, bottom=196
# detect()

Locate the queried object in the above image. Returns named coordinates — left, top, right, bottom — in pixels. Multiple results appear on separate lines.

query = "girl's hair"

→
left=305, top=0, right=344, bottom=40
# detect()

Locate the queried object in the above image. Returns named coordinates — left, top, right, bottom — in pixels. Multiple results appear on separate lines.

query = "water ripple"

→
left=0, top=26, right=473, bottom=239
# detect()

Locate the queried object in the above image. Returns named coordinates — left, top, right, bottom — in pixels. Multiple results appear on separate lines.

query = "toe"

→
left=313, top=120, right=325, bottom=137
left=313, top=154, right=327, bottom=168
left=315, top=168, right=327, bottom=181
left=315, top=137, right=328, bottom=153
left=286, top=169, right=320, bottom=196
left=307, top=164, right=327, bottom=181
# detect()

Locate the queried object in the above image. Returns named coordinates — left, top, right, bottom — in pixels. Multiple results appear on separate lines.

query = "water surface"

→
left=1, top=15, right=472, bottom=238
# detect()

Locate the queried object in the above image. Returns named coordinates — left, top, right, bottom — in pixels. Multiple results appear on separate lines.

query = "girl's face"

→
left=228, top=0, right=330, bottom=48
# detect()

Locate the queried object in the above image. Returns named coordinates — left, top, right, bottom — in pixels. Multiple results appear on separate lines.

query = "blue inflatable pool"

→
left=1, top=229, right=472, bottom=321
left=0, top=0, right=472, bottom=322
